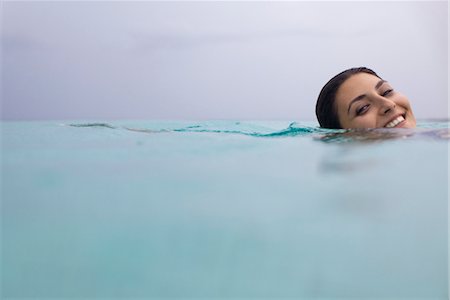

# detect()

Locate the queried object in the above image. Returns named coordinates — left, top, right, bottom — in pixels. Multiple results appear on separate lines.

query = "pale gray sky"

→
left=1, top=1, right=448, bottom=121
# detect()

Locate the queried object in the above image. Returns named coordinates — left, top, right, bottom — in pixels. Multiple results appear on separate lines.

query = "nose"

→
left=374, top=95, right=396, bottom=115
left=382, top=101, right=396, bottom=114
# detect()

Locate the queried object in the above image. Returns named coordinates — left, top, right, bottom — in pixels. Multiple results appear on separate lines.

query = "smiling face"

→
left=334, top=73, right=416, bottom=129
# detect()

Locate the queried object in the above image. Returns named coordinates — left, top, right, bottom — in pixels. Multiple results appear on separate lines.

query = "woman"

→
left=316, top=67, right=416, bottom=129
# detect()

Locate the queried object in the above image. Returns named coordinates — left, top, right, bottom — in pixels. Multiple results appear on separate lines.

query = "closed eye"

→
left=356, top=104, right=370, bottom=116
left=382, top=89, right=394, bottom=97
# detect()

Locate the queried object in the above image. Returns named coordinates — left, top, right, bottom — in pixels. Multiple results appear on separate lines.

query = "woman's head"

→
left=316, top=67, right=416, bottom=129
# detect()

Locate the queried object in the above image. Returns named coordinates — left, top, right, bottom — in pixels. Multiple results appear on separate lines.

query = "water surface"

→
left=1, top=120, right=448, bottom=299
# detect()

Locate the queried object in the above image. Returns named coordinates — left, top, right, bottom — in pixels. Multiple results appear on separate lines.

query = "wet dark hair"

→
left=315, top=67, right=381, bottom=129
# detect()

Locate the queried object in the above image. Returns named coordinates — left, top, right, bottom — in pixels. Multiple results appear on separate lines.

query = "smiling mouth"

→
left=384, top=114, right=406, bottom=128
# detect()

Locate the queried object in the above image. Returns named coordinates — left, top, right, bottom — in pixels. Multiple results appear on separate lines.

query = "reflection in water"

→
left=315, top=127, right=449, bottom=175
left=315, top=128, right=450, bottom=144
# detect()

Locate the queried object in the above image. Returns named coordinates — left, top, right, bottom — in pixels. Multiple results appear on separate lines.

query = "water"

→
left=1, top=120, right=448, bottom=299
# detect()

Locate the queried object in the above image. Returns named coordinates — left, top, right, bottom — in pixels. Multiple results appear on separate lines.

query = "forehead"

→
left=336, top=73, right=381, bottom=103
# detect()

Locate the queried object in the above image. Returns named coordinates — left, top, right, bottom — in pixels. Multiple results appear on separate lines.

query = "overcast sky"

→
left=1, top=1, right=448, bottom=121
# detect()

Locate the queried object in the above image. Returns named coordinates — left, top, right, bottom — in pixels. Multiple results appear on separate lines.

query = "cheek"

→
left=356, top=115, right=378, bottom=128
left=395, top=94, right=413, bottom=109
left=344, top=113, right=378, bottom=129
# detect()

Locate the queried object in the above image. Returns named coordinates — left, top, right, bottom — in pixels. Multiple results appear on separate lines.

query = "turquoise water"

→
left=1, top=120, right=448, bottom=299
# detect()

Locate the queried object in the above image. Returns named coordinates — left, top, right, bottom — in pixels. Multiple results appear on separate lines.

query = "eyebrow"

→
left=347, top=80, right=387, bottom=115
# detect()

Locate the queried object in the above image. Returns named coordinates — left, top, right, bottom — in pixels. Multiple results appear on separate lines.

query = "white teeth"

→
left=385, top=115, right=405, bottom=128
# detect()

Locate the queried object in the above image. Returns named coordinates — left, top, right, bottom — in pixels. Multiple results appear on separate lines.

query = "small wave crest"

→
left=66, top=121, right=328, bottom=137
left=67, top=123, right=117, bottom=129
left=172, top=122, right=324, bottom=137
left=66, top=121, right=449, bottom=142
